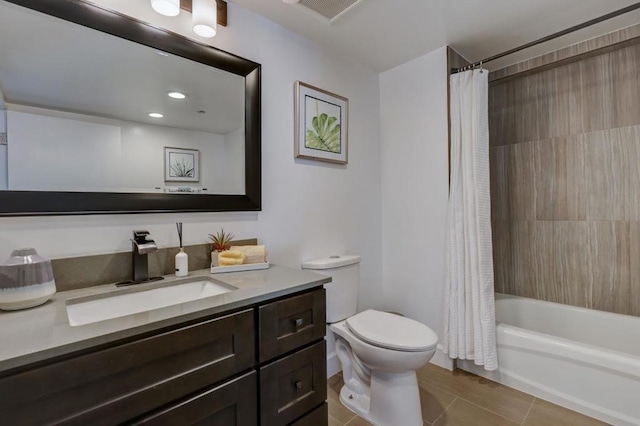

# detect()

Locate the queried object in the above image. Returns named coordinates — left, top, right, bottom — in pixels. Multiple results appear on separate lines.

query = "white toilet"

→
left=302, top=255, right=438, bottom=426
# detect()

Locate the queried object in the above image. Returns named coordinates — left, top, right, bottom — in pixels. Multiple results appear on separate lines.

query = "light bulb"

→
left=151, top=0, right=180, bottom=17
left=192, top=0, right=217, bottom=38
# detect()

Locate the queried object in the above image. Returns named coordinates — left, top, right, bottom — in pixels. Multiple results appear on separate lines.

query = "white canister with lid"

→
left=0, top=248, right=57, bottom=310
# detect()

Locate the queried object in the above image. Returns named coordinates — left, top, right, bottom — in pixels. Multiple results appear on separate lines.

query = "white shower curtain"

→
left=442, top=69, right=498, bottom=371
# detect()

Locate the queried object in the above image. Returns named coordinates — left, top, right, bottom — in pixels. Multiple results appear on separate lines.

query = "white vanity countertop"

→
left=0, top=265, right=330, bottom=373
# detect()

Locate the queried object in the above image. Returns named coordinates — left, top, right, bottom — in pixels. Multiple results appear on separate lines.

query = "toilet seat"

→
left=346, top=309, right=438, bottom=352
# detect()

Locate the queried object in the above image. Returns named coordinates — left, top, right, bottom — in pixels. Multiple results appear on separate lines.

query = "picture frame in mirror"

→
left=164, top=147, right=200, bottom=182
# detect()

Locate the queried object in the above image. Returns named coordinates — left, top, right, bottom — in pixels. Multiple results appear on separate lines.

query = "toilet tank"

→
left=302, top=255, right=360, bottom=323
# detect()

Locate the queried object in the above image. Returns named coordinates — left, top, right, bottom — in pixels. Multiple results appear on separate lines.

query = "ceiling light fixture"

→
left=148, top=112, right=164, bottom=118
left=151, top=0, right=228, bottom=38
left=167, top=91, right=188, bottom=99
left=150, top=0, right=180, bottom=17
left=150, top=0, right=227, bottom=38
left=192, top=0, right=217, bottom=38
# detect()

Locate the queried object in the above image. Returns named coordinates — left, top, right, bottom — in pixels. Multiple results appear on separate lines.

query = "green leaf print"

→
left=306, top=100, right=341, bottom=153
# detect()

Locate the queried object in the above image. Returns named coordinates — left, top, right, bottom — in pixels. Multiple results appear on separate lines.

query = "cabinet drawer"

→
left=0, top=309, right=255, bottom=426
left=134, top=371, right=257, bottom=426
left=289, top=402, right=328, bottom=425
left=260, top=341, right=327, bottom=426
left=259, top=288, right=325, bottom=362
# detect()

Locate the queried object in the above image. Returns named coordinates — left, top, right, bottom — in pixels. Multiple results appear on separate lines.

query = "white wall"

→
left=0, top=145, right=6, bottom=191
left=379, top=47, right=451, bottom=368
left=0, top=1, right=383, bottom=311
left=6, top=107, right=238, bottom=193
left=224, top=127, right=245, bottom=194
left=0, top=87, right=6, bottom=190
left=0, top=0, right=453, bottom=370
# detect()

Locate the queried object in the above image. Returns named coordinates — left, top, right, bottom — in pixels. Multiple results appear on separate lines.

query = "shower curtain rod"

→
left=453, top=2, right=640, bottom=73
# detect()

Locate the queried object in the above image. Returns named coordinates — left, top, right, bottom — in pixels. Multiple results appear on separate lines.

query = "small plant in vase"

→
left=209, top=229, right=234, bottom=267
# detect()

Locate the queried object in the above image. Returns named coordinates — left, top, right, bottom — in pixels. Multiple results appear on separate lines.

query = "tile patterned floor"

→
left=327, top=364, right=609, bottom=426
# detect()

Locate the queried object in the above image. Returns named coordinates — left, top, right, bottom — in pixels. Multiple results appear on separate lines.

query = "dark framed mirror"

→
left=0, top=0, right=261, bottom=216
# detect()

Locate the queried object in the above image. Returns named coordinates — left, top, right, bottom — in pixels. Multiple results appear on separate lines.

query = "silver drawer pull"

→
left=295, top=381, right=304, bottom=390
left=293, top=318, right=304, bottom=330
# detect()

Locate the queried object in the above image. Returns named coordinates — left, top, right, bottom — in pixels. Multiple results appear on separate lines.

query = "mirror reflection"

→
left=0, top=1, right=245, bottom=195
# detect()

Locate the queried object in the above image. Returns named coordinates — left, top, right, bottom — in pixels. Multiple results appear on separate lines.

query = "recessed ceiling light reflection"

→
left=167, top=91, right=187, bottom=100
left=148, top=112, right=164, bottom=118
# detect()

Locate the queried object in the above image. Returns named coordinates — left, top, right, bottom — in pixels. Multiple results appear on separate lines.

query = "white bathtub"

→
left=458, top=293, right=640, bottom=426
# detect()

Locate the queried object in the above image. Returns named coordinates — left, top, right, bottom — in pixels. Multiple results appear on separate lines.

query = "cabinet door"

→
left=289, top=402, right=328, bottom=426
left=259, top=289, right=325, bottom=362
left=134, top=371, right=257, bottom=426
left=0, top=309, right=255, bottom=426
left=260, top=341, right=327, bottom=426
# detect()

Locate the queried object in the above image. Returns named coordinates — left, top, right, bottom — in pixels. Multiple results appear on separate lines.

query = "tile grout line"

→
left=327, top=395, right=356, bottom=425
left=344, top=414, right=357, bottom=425
left=345, top=411, right=358, bottom=425
left=431, top=396, right=458, bottom=425
left=416, top=378, right=460, bottom=400
left=337, top=411, right=357, bottom=425
left=521, top=397, right=537, bottom=425
left=419, top=369, right=536, bottom=424
left=328, top=414, right=345, bottom=426
left=453, top=395, right=530, bottom=424
left=345, top=415, right=371, bottom=426
left=419, top=368, right=601, bottom=425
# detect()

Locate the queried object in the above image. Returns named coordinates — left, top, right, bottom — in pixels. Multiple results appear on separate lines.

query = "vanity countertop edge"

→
left=0, top=265, right=331, bottom=375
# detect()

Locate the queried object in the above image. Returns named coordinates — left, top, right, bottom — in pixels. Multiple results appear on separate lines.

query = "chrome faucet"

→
left=117, top=230, right=164, bottom=286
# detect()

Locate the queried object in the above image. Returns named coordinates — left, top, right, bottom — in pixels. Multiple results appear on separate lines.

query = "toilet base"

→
left=339, top=370, right=424, bottom=426
left=340, top=385, right=371, bottom=420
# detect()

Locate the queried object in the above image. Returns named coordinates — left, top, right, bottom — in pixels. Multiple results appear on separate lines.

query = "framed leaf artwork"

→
left=294, top=81, right=348, bottom=164
left=164, top=147, right=200, bottom=182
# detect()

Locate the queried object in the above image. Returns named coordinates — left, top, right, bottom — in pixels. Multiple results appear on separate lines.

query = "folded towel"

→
left=229, top=245, right=267, bottom=264
left=218, top=250, right=245, bottom=266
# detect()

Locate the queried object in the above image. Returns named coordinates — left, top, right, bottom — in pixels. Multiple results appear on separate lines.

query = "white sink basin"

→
left=66, top=277, right=236, bottom=326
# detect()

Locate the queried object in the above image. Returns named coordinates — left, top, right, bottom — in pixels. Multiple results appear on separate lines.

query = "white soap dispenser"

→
left=175, top=222, right=188, bottom=277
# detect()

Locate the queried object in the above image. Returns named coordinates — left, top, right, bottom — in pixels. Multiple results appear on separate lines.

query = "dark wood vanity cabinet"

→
left=260, top=341, right=327, bottom=425
left=0, top=288, right=327, bottom=426
left=259, top=289, right=326, bottom=362
left=258, top=290, right=328, bottom=425
left=134, top=371, right=258, bottom=426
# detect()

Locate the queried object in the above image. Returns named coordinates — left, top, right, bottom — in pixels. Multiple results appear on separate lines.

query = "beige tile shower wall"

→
left=489, top=40, right=640, bottom=316
left=489, top=23, right=640, bottom=82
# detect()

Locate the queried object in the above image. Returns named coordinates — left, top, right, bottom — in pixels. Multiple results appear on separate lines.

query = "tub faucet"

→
left=117, top=230, right=164, bottom=287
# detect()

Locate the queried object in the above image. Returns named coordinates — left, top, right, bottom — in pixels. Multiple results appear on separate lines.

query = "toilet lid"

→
left=346, top=310, right=438, bottom=352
